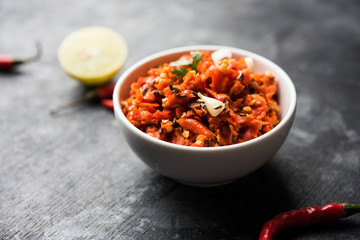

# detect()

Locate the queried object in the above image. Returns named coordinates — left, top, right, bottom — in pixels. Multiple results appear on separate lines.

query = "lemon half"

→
left=58, top=26, right=128, bottom=86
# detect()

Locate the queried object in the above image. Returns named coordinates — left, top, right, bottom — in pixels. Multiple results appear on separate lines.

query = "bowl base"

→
left=176, top=179, right=236, bottom=187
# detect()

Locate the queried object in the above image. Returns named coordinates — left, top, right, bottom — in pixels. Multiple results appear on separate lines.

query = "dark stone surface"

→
left=1, top=0, right=359, bottom=239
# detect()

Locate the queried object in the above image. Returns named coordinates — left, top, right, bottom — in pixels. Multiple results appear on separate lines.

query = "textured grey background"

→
left=1, top=0, right=360, bottom=239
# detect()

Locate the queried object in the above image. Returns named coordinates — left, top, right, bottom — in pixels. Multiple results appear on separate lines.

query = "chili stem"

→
left=50, top=90, right=98, bottom=115
left=343, top=203, right=360, bottom=216
left=13, top=41, right=42, bottom=65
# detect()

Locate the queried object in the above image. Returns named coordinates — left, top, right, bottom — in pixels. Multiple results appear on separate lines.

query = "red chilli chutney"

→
left=120, top=50, right=280, bottom=147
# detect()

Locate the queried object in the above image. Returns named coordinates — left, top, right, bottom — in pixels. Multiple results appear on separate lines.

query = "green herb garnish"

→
left=170, top=51, right=204, bottom=79
left=171, top=66, right=189, bottom=78
left=188, top=51, right=204, bottom=71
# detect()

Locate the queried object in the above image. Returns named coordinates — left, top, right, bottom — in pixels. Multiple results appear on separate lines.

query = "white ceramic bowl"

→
left=113, top=45, right=296, bottom=186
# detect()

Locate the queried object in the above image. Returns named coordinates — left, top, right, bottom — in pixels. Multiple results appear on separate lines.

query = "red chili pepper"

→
left=99, top=98, right=114, bottom=110
left=177, top=117, right=215, bottom=139
left=94, top=82, right=116, bottom=110
left=0, top=42, right=41, bottom=71
left=50, top=82, right=116, bottom=115
left=259, top=203, right=360, bottom=240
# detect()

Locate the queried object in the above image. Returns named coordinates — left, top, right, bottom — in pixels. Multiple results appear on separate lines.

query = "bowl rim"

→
left=113, top=45, right=296, bottom=152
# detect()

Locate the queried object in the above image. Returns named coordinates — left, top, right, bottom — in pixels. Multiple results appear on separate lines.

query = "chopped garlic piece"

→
left=182, top=130, right=190, bottom=138
left=244, top=57, right=254, bottom=74
left=243, top=106, right=252, bottom=112
left=197, top=93, right=225, bottom=117
left=211, top=49, right=232, bottom=66
left=265, top=70, right=274, bottom=79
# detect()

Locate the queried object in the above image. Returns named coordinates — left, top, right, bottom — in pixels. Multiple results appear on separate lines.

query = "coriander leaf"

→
left=171, top=66, right=189, bottom=78
left=170, top=51, right=203, bottom=80
left=169, top=59, right=191, bottom=66
left=188, top=51, right=204, bottom=71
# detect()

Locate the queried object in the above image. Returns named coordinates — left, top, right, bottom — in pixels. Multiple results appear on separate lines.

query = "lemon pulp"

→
left=58, top=26, right=128, bottom=86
